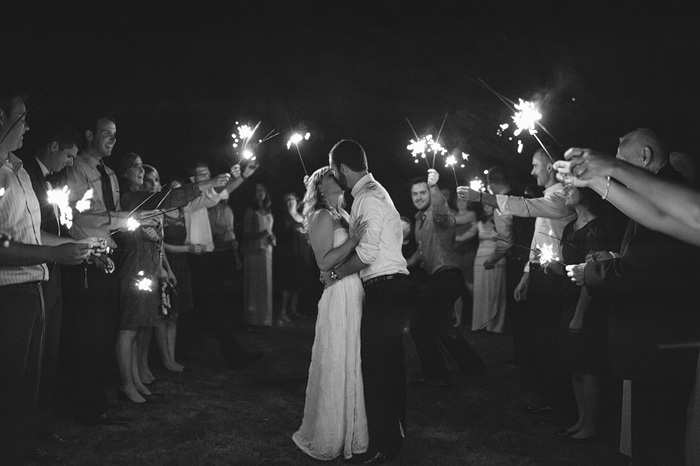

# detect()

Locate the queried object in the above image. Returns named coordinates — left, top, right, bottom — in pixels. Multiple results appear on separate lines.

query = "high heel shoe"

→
left=117, top=389, right=147, bottom=404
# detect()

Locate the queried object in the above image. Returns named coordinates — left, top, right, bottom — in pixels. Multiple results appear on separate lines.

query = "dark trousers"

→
left=527, top=267, right=573, bottom=416
left=35, top=265, right=62, bottom=439
left=411, top=268, right=485, bottom=382
left=361, top=275, right=414, bottom=454
left=505, top=258, right=529, bottom=363
left=0, top=282, right=44, bottom=465
left=187, top=253, right=248, bottom=366
left=60, top=264, right=119, bottom=421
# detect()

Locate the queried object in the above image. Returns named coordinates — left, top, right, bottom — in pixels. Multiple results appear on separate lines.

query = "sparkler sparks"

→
left=47, top=186, right=73, bottom=228
left=407, top=135, right=448, bottom=168
left=286, top=131, right=311, bottom=176
left=469, top=179, right=485, bottom=192
left=445, top=154, right=459, bottom=185
left=0, top=187, right=5, bottom=197
left=286, top=132, right=310, bottom=150
left=75, top=189, right=94, bottom=212
left=536, top=243, right=563, bottom=267
left=135, top=271, right=153, bottom=292
left=126, top=217, right=141, bottom=231
left=512, top=99, right=542, bottom=137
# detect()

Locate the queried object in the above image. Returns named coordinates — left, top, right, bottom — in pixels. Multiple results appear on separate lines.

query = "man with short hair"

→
left=406, top=169, right=486, bottom=388
left=21, top=122, right=80, bottom=444
left=458, top=147, right=576, bottom=417
left=1, top=91, right=94, bottom=466
left=569, top=128, right=700, bottom=464
left=322, top=139, right=413, bottom=465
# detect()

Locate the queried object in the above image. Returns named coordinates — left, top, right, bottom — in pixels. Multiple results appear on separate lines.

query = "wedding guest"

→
left=20, top=123, right=79, bottom=443
left=242, top=182, right=275, bottom=327
left=1, top=90, right=93, bottom=465
left=452, top=197, right=478, bottom=328
left=559, top=131, right=700, bottom=465
left=406, top=169, right=486, bottom=388
left=274, top=191, right=314, bottom=324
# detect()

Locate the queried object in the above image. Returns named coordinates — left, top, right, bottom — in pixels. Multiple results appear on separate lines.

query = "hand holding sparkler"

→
left=49, top=241, right=94, bottom=265
left=427, top=169, right=439, bottom=188
left=566, top=263, right=586, bottom=286
left=456, top=184, right=484, bottom=203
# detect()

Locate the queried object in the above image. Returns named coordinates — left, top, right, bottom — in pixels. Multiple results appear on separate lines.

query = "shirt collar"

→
left=351, top=172, right=374, bottom=197
left=544, top=182, right=564, bottom=195
left=78, top=151, right=101, bottom=169
left=35, top=157, right=51, bottom=177
left=3, top=153, right=23, bottom=172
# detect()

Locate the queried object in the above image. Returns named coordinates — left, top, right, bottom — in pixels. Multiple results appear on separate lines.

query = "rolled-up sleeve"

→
left=497, top=192, right=569, bottom=219
left=354, top=196, right=383, bottom=265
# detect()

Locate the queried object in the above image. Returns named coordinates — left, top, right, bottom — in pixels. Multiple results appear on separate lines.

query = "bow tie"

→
left=45, top=171, right=63, bottom=185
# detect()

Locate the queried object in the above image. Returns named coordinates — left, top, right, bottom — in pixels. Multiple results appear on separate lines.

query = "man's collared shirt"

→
left=414, top=202, right=461, bottom=275
left=63, top=152, right=121, bottom=246
left=0, top=154, right=49, bottom=284
left=351, top=173, right=408, bottom=281
left=496, top=182, right=576, bottom=272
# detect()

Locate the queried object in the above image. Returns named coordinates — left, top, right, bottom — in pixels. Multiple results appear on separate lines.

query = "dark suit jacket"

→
left=584, top=164, right=700, bottom=380
left=21, top=155, right=70, bottom=237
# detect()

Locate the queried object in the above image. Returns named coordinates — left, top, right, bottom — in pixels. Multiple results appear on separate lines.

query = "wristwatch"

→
left=330, top=269, right=339, bottom=281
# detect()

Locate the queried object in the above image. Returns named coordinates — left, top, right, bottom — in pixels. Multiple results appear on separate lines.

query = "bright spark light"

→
left=242, top=149, right=255, bottom=160
left=517, top=140, right=524, bottom=153
left=462, top=152, right=470, bottom=161
left=536, top=243, right=560, bottom=267
left=469, top=179, right=485, bottom=192
left=47, top=186, right=73, bottom=228
left=286, top=132, right=311, bottom=150
left=135, top=271, right=153, bottom=292
left=75, top=189, right=94, bottom=212
left=512, top=99, right=542, bottom=137
left=125, top=217, right=141, bottom=231
left=444, top=155, right=457, bottom=167
left=0, top=187, right=5, bottom=197
left=406, top=134, right=447, bottom=159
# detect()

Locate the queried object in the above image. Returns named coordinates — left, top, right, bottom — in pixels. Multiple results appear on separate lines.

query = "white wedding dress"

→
left=292, top=228, right=369, bottom=460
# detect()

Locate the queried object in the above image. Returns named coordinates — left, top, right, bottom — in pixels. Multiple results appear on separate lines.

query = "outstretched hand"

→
left=456, top=186, right=481, bottom=202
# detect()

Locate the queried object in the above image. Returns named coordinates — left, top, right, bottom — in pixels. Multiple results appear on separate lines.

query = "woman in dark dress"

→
left=274, top=192, right=314, bottom=324
left=550, top=186, right=620, bottom=441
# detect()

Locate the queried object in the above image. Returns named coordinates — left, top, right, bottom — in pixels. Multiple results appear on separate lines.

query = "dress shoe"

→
left=566, top=432, right=598, bottom=444
left=31, top=447, right=63, bottom=465
left=230, top=350, right=264, bottom=370
left=78, top=412, right=131, bottom=426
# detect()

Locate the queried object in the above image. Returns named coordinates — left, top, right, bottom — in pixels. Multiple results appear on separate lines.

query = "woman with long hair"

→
left=113, top=153, right=169, bottom=403
left=292, top=166, right=368, bottom=461
left=242, top=183, right=275, bottom=327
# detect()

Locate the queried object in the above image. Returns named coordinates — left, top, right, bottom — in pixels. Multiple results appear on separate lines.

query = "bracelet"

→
left=602, top=176, right=611, bottom=200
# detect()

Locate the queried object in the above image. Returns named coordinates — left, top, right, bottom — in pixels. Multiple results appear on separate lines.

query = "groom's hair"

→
left=329, top=139, right=368, bottom=172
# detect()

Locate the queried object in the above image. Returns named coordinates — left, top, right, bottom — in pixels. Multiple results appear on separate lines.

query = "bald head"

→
left=615, top=128, right=668, bottom=173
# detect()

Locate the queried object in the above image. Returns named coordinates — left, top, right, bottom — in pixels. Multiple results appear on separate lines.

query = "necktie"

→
left=96, top=162, right=116, bottom=211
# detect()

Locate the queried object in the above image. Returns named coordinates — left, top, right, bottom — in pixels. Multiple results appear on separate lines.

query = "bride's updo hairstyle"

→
left=301, top=166, right=333, bottom=232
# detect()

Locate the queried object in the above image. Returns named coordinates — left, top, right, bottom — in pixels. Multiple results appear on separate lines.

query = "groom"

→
left=322, top=139, right=413, bottom=465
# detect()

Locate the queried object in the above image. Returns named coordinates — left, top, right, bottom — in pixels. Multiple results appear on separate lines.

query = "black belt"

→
left=362, top=273, right=404, bottom=287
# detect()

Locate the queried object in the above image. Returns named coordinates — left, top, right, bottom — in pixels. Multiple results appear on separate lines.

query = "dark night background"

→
left=4, top=1, right=699, bottom=218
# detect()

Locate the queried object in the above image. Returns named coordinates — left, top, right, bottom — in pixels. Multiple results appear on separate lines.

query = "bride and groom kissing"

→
left=292, top=139, right=414, bottom=464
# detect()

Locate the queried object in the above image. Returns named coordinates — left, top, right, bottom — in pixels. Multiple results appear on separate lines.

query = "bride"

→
left=292, top=166, right=368, bottom=461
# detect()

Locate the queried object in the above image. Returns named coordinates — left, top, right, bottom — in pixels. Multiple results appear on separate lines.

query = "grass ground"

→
left=49, top=320, right=628, bottom=465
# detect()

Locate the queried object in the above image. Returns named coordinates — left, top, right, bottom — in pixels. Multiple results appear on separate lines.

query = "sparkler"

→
left=444, top=154, right=459, bottom=185
left=75, top=189, right=94, bottom=213
left=469, top=179, right=485, bottom=192
left=535, top=243, right=564, bottom=267
left=134, top=271, right=153, bottom=292
left=0, top=187, right=5, bottom=197
left=232, top=121, right=262, bottom=163
left=108, top=216, right=141, bottom=236
left=47, top=186, right=73, bottom=229
left=286, top=131, right=311, bottom=176
left=407, top=135, right=448, bottom=168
